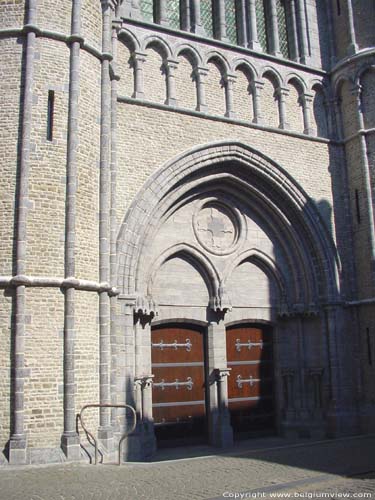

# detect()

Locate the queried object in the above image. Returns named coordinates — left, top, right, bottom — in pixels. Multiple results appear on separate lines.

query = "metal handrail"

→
left=77, top=403, right=137, bottom=465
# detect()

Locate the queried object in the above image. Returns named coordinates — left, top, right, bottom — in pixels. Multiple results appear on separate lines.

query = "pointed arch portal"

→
left=116, top=141, right=342, bottom=453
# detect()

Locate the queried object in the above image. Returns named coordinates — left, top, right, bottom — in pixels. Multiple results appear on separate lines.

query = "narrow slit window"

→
left=47, top=90, right=55, bottom=142
left=355, top=189, right=361, bottom=224
left=336, top=0, right=341, bottom=16
left=366, top=328, right=372, bottom=366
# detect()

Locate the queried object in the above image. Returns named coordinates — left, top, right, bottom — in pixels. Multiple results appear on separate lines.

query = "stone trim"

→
left=117, top=95, right=331, bottom=144
left=0, top=275, right=118, bottom=293
left=119, top=18, right=327, bottom=76
left=0, top=28, right=106, bottom=62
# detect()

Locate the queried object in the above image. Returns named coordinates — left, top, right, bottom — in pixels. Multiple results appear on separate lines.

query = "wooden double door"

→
left=151, top=323, right=275, bottom=444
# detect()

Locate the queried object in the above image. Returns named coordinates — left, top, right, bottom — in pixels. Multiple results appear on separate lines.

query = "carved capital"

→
left=135, top=294, right=158, bottom=317
left=214, top=367, right=231, bottom=381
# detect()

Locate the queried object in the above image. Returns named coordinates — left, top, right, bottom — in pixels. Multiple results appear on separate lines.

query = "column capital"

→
left=301, top=92, right=314, bottom=104
left=165, top=59, right=179, bottom=71
left=276, top=86, right=290, bottom=98
left=134, top=374, right=154, bottom=388
left=224, top=73, right=237, bottom=84
left=252, top=80, right=264, bottom=92
left=132, top=51, right=147, bottom=63
left=194, top=66, right=209, bottom=77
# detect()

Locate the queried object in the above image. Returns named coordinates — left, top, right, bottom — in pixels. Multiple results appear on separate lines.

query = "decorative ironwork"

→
left=167, top=0, right=180, bottom=29
left=200, top=0, right=214, bottom=38
left=152, top=338, right=192, bottom=351
left=140, top=0, right=154, bottom=23
left=235, top=338, right=263, bottom=351
left=276, top=0, right=289, bottom=58
left=154, top=377, right=194, bottom=391
left=236, top=374, right=261, bottom=388
left=255, top=0, right=268, bottom=52
left=225, top=0, right=237, bottom=45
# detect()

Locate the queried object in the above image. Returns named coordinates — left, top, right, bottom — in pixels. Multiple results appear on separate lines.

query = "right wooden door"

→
left=226, top=325, right=275, bottom=436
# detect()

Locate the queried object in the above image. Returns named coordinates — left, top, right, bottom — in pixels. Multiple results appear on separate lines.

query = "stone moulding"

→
left=0, top=275, right=119, bottom=295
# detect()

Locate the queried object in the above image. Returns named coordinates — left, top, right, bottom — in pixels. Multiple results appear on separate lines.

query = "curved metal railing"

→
left=77, top=403, right=137, bottom=465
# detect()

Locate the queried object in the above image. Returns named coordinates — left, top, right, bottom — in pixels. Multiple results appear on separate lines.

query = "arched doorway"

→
left=151, top=323, right=208, bottom=446
left=116, top=142, right=342, bottom=459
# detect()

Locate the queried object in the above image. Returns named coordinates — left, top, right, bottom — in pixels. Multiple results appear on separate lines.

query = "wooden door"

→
left=226, top=325, right=275, bottom=436
left=151, top=325, right=207, bottom=444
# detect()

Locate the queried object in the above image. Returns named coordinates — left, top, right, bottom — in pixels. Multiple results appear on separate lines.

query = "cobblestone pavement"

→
left=0, top=435, right=374, bottom=500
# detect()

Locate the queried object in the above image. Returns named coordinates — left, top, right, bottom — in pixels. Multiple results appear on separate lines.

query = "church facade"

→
left=0, top=0, right=375, bottom=465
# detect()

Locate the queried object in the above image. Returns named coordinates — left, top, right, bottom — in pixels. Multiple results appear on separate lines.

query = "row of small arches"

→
left=117, top=38, right=329, bottom=138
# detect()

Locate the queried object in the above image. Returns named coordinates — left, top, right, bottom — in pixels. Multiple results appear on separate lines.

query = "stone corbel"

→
left=210, top=283, right=232, bottom=313
left=135, top=294, right=158, bottom=318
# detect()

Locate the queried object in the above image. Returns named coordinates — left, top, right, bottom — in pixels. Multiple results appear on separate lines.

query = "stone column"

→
left=124, top=304, right=156, bottom=460
left=309, top=368, right=323, bottom=410
left=214, top=0, right=228, bottom=41
left=301, top=93, right=315, bottom=136
left=296, top=0, right=309, bottom=64
left=155, top=0, right=169, bottom=26
left=346, top=0, right=358, bottom=55
left=252, top=80, right=264, bottom=124
left=236, top=0, right=247, bottom=47
left=281, top=368, right=297, bottom=437
left=268, top=0, right=282, bottom=57
left=194, top=67, right=208, bottom=112
left=180, top=0, right=191, bottom=31
left=351, top=84, right=375, bottom=278
left=132, top=51, right=146, bottom=99
left=165, top=59, right=179, bottom=107
left=110, top=20, right=121, bottom=432
left=207, top=320, right=233, bottom=448
left=61, top=0, right=83, bottom=461
left=191, top=0, right=206, bottom=35
left=98, top=0, right=114, bottom=452
left=9, top=0, right=38, bottom=465
left=121, top=0, right=142, bottom=20
left=248, top=0, right=261, bottom=51
left=288, top=0, right=300, bottom=62
left=224, top=73, right=236, bottom=119
left=276, top=87, right=289, bottom=129
left=213, top=368, right=233, bottom=447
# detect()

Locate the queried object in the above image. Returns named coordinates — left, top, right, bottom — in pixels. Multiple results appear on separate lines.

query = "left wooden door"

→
left=151, top=325, right=207, bottom=444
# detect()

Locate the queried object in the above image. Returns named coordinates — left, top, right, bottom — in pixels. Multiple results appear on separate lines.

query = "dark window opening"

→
left=47, top=90, right=55, bottom=142
left=355, top=189, right=361, bottom=224
left=366, top=328, right=372, bottom=366
left=336, top=0, right=341, bottom=16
